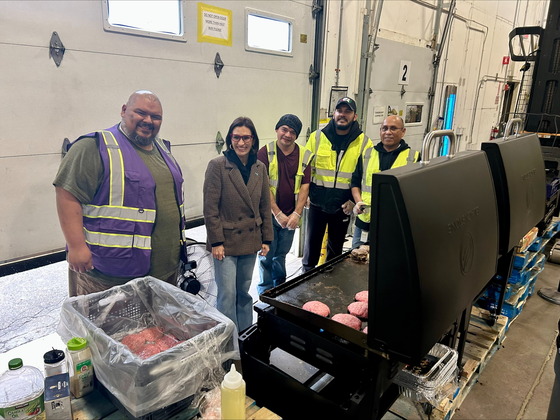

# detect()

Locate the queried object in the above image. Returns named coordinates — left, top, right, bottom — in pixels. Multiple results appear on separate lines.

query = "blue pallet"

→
left=528, top=277, right=538, bottom=297
left=481, top=280, right=516, bottom=303
left=542, top=220, right=560, bottom=239
left=476, top=298, right=525, bottom=320
left=528, top=237, right=544, bottom=252
left=547, top=178, right=560, bottom=199
left=501, top=298, right=526, bottom=319
left=530, top=253, right=546, bottom=271
left=505, top=283, right=529, bottom=306
left=509, top=268, right=531, bottom=286
left=504, top=283, right=518, bottom=302
left=513, top=251, right=538, bottom=270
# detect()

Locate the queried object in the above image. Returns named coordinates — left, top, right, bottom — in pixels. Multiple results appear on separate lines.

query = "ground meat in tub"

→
left=331, top=313, right=362, bottom=330
left=302, top=300, right=331, bottom=317
left=348, top=301, right=368, bottom=319
left=121, top=326, right=184, bottom=359
left=355, top=290, right=368, bottom=302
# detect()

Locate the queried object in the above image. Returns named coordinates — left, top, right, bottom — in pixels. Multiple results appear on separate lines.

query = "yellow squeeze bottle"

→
left=220, top=364, right=246, bottom=419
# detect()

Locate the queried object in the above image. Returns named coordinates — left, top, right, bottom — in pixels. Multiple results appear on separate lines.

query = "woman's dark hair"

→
left=225, top=116, right=260, bottom=154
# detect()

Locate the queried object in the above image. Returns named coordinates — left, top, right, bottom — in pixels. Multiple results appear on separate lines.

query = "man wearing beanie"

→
left=257, top=114, right=313, bottom=294
left=302, top=97, right=372, bottom=272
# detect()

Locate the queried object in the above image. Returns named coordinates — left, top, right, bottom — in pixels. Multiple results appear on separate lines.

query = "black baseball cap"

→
left=336, top=97, right=357, bottom=112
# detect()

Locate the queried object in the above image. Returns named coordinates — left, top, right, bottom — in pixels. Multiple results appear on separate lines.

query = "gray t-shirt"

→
left=53, top=134, right=181, bottom=284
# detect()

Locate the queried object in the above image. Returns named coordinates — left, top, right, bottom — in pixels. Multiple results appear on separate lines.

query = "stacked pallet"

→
left=430, top=307, right=508, bottom=420
left=246, top=397, right=282, bottom=420
left=476, top=218, right=559, bottom=329
left=388, top=307, right=507, bottom=420
left=390, top=220, right=559, bottom=419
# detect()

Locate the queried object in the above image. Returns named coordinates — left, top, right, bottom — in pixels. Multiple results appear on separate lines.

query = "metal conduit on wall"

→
left=425, top=0, right=456, bottom=137
left=469, top=75, right=521, bottom=144
left=357, top=0, right=383, bottom=129
left=335, top=0, right=344, bottom=87
left=311, top=0, right=326, bottom=131
left=410, top=0, right=489, bottom=143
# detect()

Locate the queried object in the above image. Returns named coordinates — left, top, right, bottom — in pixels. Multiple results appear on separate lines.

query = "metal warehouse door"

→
left=0, top=0, right=316, bottom=263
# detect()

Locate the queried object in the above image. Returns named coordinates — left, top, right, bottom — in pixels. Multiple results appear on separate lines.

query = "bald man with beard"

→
left=54, top=90, right=185, bottom=295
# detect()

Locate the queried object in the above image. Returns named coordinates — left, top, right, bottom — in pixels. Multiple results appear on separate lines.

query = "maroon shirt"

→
left=257, top=143, right=311, bottom=215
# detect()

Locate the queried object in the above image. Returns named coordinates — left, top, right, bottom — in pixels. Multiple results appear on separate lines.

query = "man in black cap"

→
left=257, top=114, right=313, bottom=294
left=302, top=97, right=372, bottom=272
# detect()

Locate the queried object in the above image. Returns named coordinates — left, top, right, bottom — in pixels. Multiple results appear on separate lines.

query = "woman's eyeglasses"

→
left=232, top=135, right=253, bottom=143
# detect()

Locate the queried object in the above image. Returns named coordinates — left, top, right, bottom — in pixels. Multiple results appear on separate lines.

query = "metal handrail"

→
left=503, top=117, right=523, bottom=139
left=421, top=130, right=457, bottom=164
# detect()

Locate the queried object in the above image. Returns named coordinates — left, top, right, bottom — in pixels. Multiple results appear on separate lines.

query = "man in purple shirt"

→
left=257, top=115, right=312, bottom=294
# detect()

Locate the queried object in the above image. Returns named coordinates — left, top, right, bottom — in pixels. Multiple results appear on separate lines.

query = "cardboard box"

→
left=517, top=227, right=539, bottom=253
left=44, top=373, right=72, bottom=420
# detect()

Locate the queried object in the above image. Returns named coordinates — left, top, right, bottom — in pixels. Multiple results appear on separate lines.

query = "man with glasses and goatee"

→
left=350, top=115, right=420, bottom=249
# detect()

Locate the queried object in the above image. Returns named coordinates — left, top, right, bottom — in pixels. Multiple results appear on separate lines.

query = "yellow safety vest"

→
left=266, top=141, right=313, bottom=200
left=358, top=146, right=419, bottom=223
left=306, top=129, right=371, bottom=190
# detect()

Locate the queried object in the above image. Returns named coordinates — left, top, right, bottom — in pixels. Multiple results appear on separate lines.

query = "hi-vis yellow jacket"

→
left=358, top=146, right=419, bottom=223
left=266, top=141, right=313, bottom=200
left=306, top=129, right=371, bottom=191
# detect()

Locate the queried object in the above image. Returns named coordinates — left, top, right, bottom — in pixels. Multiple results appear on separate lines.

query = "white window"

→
left=102, top=0, right=186, bottom=42
left=246, top=9, right=293, bottom=56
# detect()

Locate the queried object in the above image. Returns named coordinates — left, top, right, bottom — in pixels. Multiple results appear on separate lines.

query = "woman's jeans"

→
left=214, top=254, right=257, bottom=332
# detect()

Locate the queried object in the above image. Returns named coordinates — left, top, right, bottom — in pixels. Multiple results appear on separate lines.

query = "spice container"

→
left=43, top=349, right=67, bottom=377
left=43, top=349, right=72, bottom=420
left=67, top=337, right=94, bottom=398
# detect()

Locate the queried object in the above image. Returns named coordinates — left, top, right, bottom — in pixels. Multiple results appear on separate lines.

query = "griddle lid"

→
left=481, top=130, right=546, bottom=254
left=368, top=130, right=499, bottom=364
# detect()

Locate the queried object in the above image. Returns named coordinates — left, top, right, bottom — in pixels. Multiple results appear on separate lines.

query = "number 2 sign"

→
left=399, top=60, right=411, bottom=85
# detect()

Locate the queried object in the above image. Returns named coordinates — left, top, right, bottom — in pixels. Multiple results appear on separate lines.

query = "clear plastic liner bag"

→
left=393, top=343, right=459, bottom=405
left=57, top=276, right=238, bottom=418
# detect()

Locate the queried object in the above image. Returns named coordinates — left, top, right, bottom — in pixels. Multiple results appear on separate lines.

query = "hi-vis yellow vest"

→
left=266, top=142, right=313, bottom=200
left=306, top=129, right=371, bottom=190
left=358, top=146, right=419, bottom=223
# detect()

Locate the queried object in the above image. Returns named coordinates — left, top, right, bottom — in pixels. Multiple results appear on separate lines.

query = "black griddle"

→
left=260, top=251, right=370, bottom=348
left=243, top=252, right=400, bottom=420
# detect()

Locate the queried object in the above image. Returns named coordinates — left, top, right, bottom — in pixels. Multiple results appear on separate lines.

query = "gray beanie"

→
left=275, top=114, right=302, bottom=138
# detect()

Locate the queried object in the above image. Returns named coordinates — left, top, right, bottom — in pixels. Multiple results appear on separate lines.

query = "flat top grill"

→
left=260, top=252, right=370, bottom=347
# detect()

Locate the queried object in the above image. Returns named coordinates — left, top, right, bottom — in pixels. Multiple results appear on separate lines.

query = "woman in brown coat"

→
left=203, top=117, right=273, bottom=332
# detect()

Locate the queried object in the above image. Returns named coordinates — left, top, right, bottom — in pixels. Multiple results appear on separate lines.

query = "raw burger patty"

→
left=348, top=301, right=368, bottom=319
left=355, top=290, right=368, bottom=302
left=302, top=301, right=330, bottom=317
left=350, top=246, right=369, bottom=262
left=331, top=313, right=361, bottom=330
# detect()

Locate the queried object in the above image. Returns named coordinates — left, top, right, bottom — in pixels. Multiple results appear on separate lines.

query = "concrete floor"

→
left=1, top=226, right=559, bottom=419
left=453, top=262, right=560, bottom=420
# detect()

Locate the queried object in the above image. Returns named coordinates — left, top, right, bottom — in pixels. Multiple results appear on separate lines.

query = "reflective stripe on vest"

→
left=266, top=141, right=313, bottom=196
left=82, top=204, right=156, bottom=222
left=99, top=130, right=125, bottom=207
left=310, top=129, right=370, bottom=190
left=84, top=228, right=151, bottom=250
left=359, top=147, right=419, bottom=223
